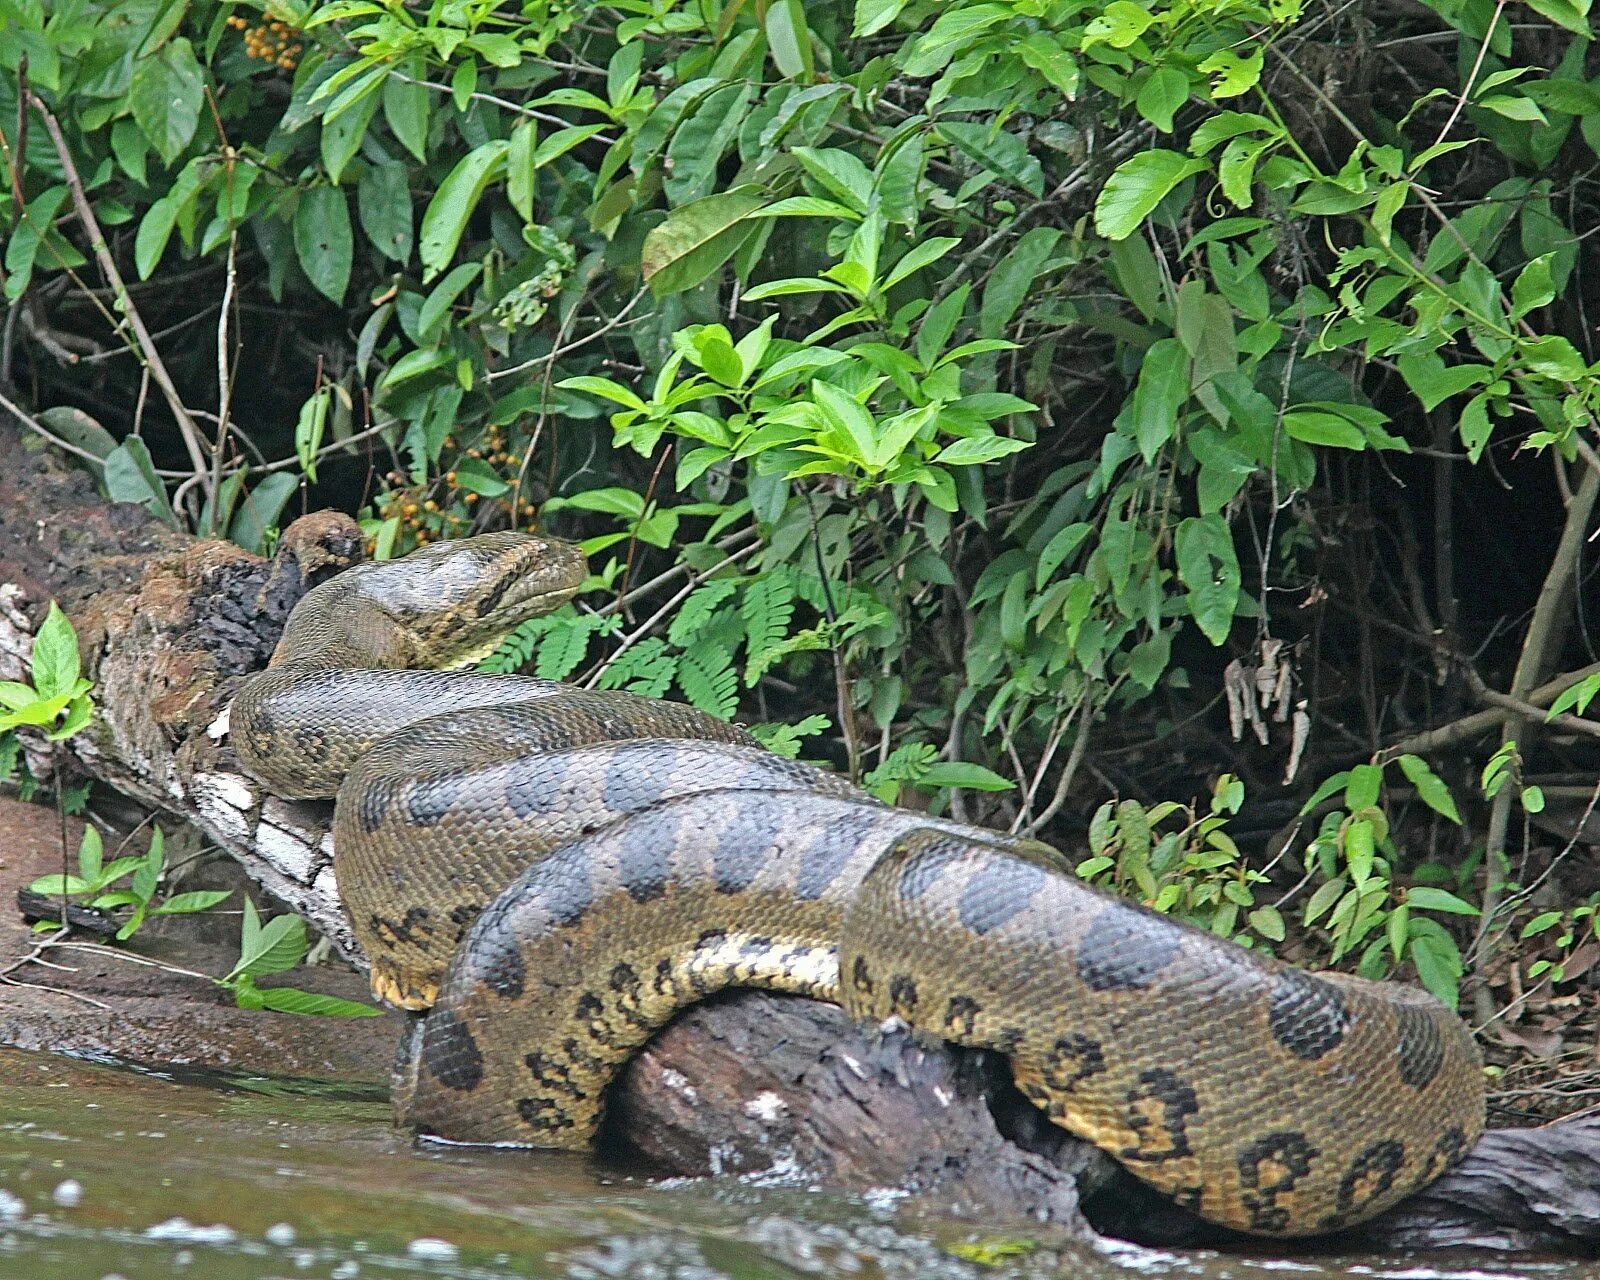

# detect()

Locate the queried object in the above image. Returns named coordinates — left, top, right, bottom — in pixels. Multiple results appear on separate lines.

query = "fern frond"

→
left=677, top=642, right=739, bottom=719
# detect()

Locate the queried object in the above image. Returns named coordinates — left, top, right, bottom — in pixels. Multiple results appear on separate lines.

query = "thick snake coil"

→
left=231, top=532, right=1485, bottom=1236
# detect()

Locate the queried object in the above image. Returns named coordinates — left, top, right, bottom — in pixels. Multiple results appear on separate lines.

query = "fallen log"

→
left=0, top=418, right=1596, bottom=1256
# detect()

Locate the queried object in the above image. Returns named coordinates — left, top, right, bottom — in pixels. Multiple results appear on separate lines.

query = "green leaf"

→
left=1345, top=763, right=1383, bottom=810
left=934, top=435, right=1032, bottom=467
left=154, top=889, right=233, bottom=915
left=1409, top=936, right=1461, bottom=1008
left=383, top=60, right=431, bottom=162
left=135, top=196, right=179, bottom=280
left=358, top=162, right=414, bottom=263
left=918, top=761, right=1016, bottom=791
left=882, top=237, right=961, bottom=291
left=1547, top=671, right=1600, bottom=719
left=320, top=80, right=381, bottom=183
left=507, top=121, right=538, bottom=224
left=418, top=141, right=509, bottom=280
left=1083, top=0, right=1155, bottom=48
left=902, top=4, right=1010, bottom=77
left=230, top=474, right=299, bottom=555
left=1396, top=755, right=1461, bottom=824
left=27, top=874, right=90, bottom=896
left=1520, top=0, right=1591, bottom=34
left=230, top=908, right=310, bottom=980
left=453, top=457, right=509, bottom=497
left=641, top=186, right=768, bottom=296
left=1136, top=68, right=1189, bottom=133
left=130, top=38, right=204, bottom=165
left=853, top=0, right=910, bottom=37
left=294, top=186, right=353, bottom=304
left=1405, top=887, right=1481, bottom=916
left=35, top=408, right=116, bottom=461
left=1173, top=515, right=1240, bottom=645
left=766, top=0, right=814, bottom=80
left=1094, top=151, right=1205, bottom=241
left=1395, top=353, right=1490, bottom=412
left=1345, top=819, right=1375, bottom=886
left=1248, top=905, right=1285, bottom=941
left=251, top=986, right=385, bottom=1017
left=1522, top=911, right=1564, bottom=939
left=1478, top=95, right=1547, bottom=124
left=104, top=438, right=177, bottom=527
left=31, top=603, right=80, bottom=702
left=293, top=389, right=331, bottom=483
left=1283, top=410, right=1366, bottom=450
left=1520, top=335, right=1586, bottom=382
left=77, top=822, right=102, bottom=881
left=1128, top=337, right=1188, bottom=462
left=937, top=122, right=1044, bottom=197
left=978, top=228, right=1060, bottom=338
left=417, top=261, right=483, bottom=343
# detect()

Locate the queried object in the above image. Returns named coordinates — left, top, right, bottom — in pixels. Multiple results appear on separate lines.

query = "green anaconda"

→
left=231, top=531, right=1485, bottom=1237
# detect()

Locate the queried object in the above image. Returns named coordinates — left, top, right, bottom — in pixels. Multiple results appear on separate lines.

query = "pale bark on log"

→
left=1, top=420, right=1597, bottom=1256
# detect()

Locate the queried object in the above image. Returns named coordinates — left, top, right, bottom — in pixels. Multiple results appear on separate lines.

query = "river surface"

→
left=0, top=1048, right=1588, bottom=1280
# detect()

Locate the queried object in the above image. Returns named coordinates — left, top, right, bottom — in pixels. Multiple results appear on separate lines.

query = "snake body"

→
left=232, top=531, right=1485, bottom=1236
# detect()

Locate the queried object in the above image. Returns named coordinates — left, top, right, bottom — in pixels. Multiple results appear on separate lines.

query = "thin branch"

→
left=26, top=95, right=212, bottom=493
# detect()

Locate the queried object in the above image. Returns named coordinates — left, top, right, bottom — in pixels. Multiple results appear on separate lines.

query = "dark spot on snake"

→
left=1236, top=1131, right=1319, bottom=1234
left=616, top=808, right=675, bottom=902
left=538, top=854, right=595, bottom=926
left=712, top=806, right=783, bottom=894
left=851, top=955, right=875, bottom=996
left=525, top=1050, right=588, bottom=1099
left=516, top=1096, right=576, bottom=1131
left=505, top=758, right=560, bottom=819
left=1121, top=1068, right=1199, bottom=1163
left=993, top=1025, right=1025, bottom=1055
left=560, top=1035, right=605, bottom=1075
left=291, top=724, right=330, bottom=764
left=357, top=777, right=398, bottom=834
left=1042, top=1033, right=1106, bottom=1090
left=421, top=1008, right=483, bottom=1092
left=1419, top=1125, right=1467, bottom=1184
left=888, top=974, right=918, bottom=1014
left=1335, top=1138, right=1406, bottom=1218
left=894, top=835, right=965, bottom=903
left=472, top=573, right=513, bottom=618
left=943, top=995, right=981, bottom=1037
left=609, top=962, right=640, bottom=995
left=371, top=906, right=432, bottom=947
left=404, top=772, right=468, bottom=828
left=449, top=903, right=482, bottom=927
left=795, top=812, right=866, bottom=900
left=1267, top=971, right=1351, bottom=1060
left=1075, top=904, right=1183, bottom=992
left=466, top=922, right=525, bottom=1000
left=958, top=854, right=1048, bottom=936
left=1396, top=1002, right=1445, bottom=1089
left=602, top=750, right=676, bottom=813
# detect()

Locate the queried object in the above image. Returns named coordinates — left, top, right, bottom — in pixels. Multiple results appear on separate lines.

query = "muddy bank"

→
left=0, top=795, right=399, bottom=1081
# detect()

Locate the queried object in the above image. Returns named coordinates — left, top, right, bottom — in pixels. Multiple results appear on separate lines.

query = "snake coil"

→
left=232, top=531, right=1484, bottom=1236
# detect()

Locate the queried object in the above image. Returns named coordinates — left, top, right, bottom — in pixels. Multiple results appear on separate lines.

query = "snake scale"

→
left=231, top=531, right=1485, bottom=1236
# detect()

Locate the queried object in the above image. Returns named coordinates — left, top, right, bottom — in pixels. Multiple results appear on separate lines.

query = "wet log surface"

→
left=0, top=418, right=1597, bottom=1256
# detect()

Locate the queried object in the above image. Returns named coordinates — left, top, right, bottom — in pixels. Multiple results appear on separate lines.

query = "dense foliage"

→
left=3, top=0, right=1599, bottom=1056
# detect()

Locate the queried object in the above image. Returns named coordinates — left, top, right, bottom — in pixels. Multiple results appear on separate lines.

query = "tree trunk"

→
left=0, top=419, right=1595, bottom=1257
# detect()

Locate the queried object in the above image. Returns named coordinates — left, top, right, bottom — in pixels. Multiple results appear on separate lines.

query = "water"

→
left=0, top=1049, right=1586, bottom=1280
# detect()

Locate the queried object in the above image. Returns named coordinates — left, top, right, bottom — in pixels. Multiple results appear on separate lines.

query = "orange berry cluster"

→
left=371, top=429, right=537, bottom=552
left=226, top=15, right=302, bottom=70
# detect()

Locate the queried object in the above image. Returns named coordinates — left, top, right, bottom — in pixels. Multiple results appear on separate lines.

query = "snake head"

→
left=348, top=532, right=587, bottom=667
